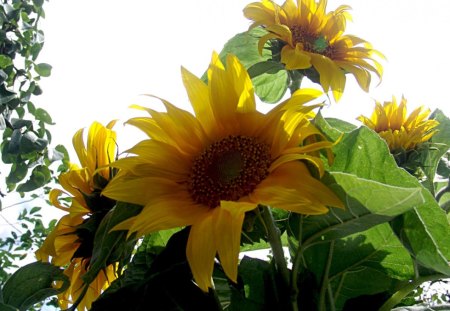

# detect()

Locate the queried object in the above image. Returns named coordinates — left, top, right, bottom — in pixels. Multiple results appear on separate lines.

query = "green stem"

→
left=319, top=241, right=334, bottom=311
left=378, top=274, right=446, bottom=311
left=290, top=215, right=304, bottom=311
left=327, top=284, right=336, bottom=311
left=260, top=206, right=290, bottom=294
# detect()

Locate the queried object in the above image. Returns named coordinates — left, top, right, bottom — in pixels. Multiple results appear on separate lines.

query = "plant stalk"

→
left=260, top=206, right=291, bottom=301
left=378, top=274, right=446, bottom=311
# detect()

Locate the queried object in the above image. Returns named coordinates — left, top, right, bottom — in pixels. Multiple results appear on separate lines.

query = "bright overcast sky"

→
left=2, top=0, right=450, bottom=232
left=34, top=0, right=450, bottom=150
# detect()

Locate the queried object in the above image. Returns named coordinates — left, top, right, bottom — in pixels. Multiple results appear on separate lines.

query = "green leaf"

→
left=288, top=172, right=423, bottom=247
left=431, top=109, right=450, bottom=146
left=11, top=119, right=32, bottom=130
left=314, top=112, right=357, bottom=142
left=55, top=144, right=70, bottom=172
left=330, top=126, right=450, bottom=275
left=230, top=256, right=283, bottom=310
left=304, top=224, right=414, bottom=310
left=247, top=61, right=285, bottom=78
left=252, top=70, right=288, bottom=103
left=217, top=27, right=270, bottom=70
left=19, top=133, right=48, bottom=153
left=16, top=165, right=51, bottom=192
left=331, top=172, right=423, bottom=217
left=414, top=142, right=450, bottom=195
left=92, top=228, right=221, bottom=311
left=7, top=129, right=21, bottom=154
left=0, top=55, right=12, bottom=69
left=0, top=303, right=19, bottom=311
left=33, top=63, right=52, bottom=77
left=6, top=162, right=28, bottom=187
left=33, top=107, right=53, bottom=124
left=212, top=28, right=289, bottom=103
left=1, top=262, right=69, bottom=311
left=0, top=95, right=16, bottom=106
left=81, top=202, right=142, bottom=285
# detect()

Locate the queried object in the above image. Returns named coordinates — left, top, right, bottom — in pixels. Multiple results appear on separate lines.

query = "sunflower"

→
left=357, top=96, right=439, bottom=152
left=36, top=121, right=118, bottom=310
left=243, top=0, right=384, bottom=101
left=102, top=52, right=343, bottom=292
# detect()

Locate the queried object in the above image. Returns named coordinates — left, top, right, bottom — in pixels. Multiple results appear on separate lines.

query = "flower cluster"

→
left=244, top=0, right=384, bottom=101
left=30, top=1, right=446, bottom=310
left=36, top=121, right=118, bottom=310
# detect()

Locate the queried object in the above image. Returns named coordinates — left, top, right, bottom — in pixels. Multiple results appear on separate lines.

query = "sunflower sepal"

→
left=81, top=202, right=142, bottom=286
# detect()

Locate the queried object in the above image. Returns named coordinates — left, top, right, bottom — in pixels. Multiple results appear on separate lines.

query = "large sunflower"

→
left=102, top=52, right=343, bottom=292
left=357, top=96, right=439, bottom=152
left=243, top=0, right=383, bottom=101
left=36, top=121, right=118, bottom=311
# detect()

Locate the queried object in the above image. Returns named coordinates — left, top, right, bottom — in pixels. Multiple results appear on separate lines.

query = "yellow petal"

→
left=226, top=54, right=256, bottom=114
left=186, top=211, right=216, bottom=292
left=72, top=127, right=87, bottom=168
left=252, top=161, right=343, bottom=213
left=103, top=176, right=185, bottom=206
left=127, top=198, right=210, bottom=236
left=181, top=66, right=216, bottom=138
left=215, top=201, right=256, bottom=283
left=281, top=45, right=312, bottom=70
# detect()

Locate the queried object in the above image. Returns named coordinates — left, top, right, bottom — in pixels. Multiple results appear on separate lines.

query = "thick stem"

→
left=290, top=215, right=304, bottom=311
left=260, top=206, right=290, bottom=294
left=318, top=241, right=334, bottom=311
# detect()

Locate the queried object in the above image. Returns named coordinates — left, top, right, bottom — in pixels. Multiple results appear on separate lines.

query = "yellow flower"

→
left=36, top=121, right=118, bottom=311
left=102, top=53, right=343, bottom=292
left=243, top=0, right=384, bottom=101
left=357, top=96, right=439, bottom=152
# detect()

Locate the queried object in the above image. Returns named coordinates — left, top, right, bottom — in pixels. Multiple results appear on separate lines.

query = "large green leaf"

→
left=252, top=70, right=288, bottom=104
left=1, top=262, right=69, bottom=311
left=288, top=172, right=423, bottom=250
left=228, top=256, right=285, bottom=310
left=288, top=126, right=424, bottom=249
left=407, top=109, right=450, bottom=194
left=313, top=113, right=357, bottom=142
left=215, top=28, right=288, bottom=103
left=327, top=126, right=450, bottom=275
left=91, top=228, right=221, bottom=311
left=217, top=27, right=269, bottom=69
left=304, top=223, right=414, bottom=310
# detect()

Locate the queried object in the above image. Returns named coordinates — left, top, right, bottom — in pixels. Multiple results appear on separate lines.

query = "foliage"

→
left=1, top=1, right=450, bottom=311
left=0, top=199, right=56, bottom=284
left=0, top=0, right=68, bottom=294
left=0, top=0, right=68, bottom=198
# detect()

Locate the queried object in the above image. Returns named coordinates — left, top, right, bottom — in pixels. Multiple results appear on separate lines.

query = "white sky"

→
left=34, top=0, right=450, bottom=150
left=2, top=0, right=450, bottom=233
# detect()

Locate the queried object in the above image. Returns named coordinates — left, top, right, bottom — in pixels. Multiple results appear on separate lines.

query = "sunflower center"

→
left=290, top=25, right=335, bottom=58
left=188, top=135, right=271, bottom=208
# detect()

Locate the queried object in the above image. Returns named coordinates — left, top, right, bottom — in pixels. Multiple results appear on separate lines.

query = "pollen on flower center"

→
left=188, top=135, right=272, bottom=208
left=290, top=25, right=335, bottom=58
